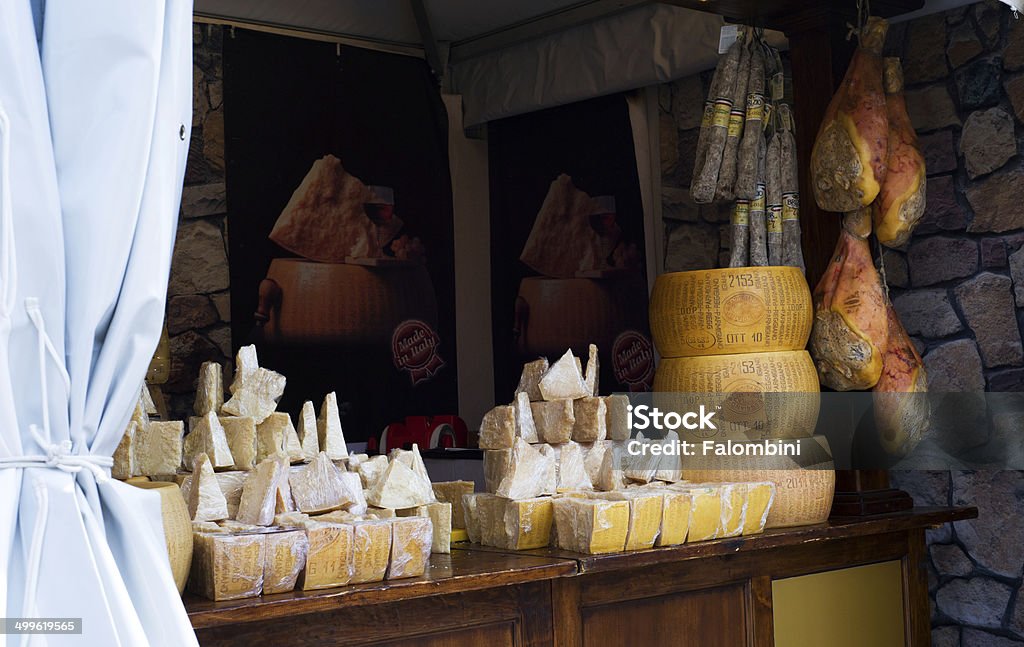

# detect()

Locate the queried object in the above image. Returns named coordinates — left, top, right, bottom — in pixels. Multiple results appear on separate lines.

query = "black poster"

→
left=224, top=30, right=458, bottom=443
left=489, top=94, right=654, bottom=402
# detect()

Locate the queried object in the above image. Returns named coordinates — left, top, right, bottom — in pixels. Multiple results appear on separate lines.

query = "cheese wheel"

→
left=131, top=481, right=194, bottom=594
left=653, top=350, right=820, bottom=439
left=650, top=267, right=812, bottom=358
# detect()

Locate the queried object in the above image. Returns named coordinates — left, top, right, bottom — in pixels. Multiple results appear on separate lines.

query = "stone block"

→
left=931, top=626, right=959, bottom=647
left=953, top=470, right=1024, bottom=578
left=935, top=577, right=1013, bottom=628
left=893, top=289, right=962, bottom=338
left=947, top=20, right=983, bottom=68
left=181, top=182, right=227, bottom=219
left=930, top=543, right=974, bottom=577
left=919, top=175, right=966, bottom=233
left=664, top=222, right=718, bottom=273
left=166, top=295, right=219, bottom=336
left=960, top=108, right=1016, bottom=179
left=923, top=339, right=985, bottom=391
left=955, top=58, right=1003, bottom=111
left=987, top=368, right=1024, bottom=391
left=168, top=218, right=229, bottom=295
left=906, top=85, right=962, bottom=132
left=908, top=236, right=978, bottom=286
left=660, top=113, right=679, bottom=179
left=918, top=130, right=958, bottom=175
left=670, top=74, right=705, bottom=131
left=1006, top=75, right=1024, bottom=124
left=961, top=629, right=1023, bottom=647
left=1007, top=15, right=1024, bottom=71
left=966, top=168, right=1024, bottom=233
left=904, top=13, right=949, bottom=84
left=878, top=249, right=909, bottom=288
left=981, top=238, right=1008, bottom=269
left=955, top=272, right=1024, bottom=368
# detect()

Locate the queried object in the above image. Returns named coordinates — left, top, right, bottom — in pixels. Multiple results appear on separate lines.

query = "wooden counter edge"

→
left=185, top=549, right=578, bottom=629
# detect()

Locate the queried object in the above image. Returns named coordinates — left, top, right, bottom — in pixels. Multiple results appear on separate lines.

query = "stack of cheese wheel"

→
left=649, top=267, right=834, bottom=527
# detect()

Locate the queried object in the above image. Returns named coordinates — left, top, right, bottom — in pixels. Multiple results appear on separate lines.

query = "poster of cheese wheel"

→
left=223, top=30, right=458, bottom=441
left=489, top=95, right=655, bottom=399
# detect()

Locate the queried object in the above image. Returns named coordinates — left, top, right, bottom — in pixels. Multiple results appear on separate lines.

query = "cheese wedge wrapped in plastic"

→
left=216, top=471, right=249, bottom=519
left=347, top=518, right=393, bottom=583
left=553, top=441, right=592, bottom=491
left=290, top=452, right=350, bottom=514
left=340, top=471, right=368, bottom=516
left=317, top=392, right=349, bottom=459
left=672, top=484, right=723, bottom=542
left=262, top=529, right=308, bottom=594
left=184, top=412, right=235, bottom=471
left=388, top=444, right=436, bottom=502
left=539, top=349, right=589, bottom=400
left=514, top=392, right=540, bottom=443
left=592, top=490, right=664, bottom=550
left=195, top=361, right=224, bottom=416
left=367, top=459, right=434, bottom=509
left=552, top=496, right=629, bottom=555
left=584, top=344, right=600, bottom=395
left=654, top=488, right=692, bottom=546
left=297, top=400, right=320, bottom=461
left=136, top=420, right=183, bottom=477
left=387, top=516, right=433, bottom=579
left=478, top=405, right=515, bottom=449
left=222, top=367, right=286, bottom=424
left=741, top=482, right=776, bottom=536
left=515, top=358, right=549, bottom=401
left=595, top=442, right=626, bottom=491
left=572, top=397, right=607, bottom=443
left=237, top=456, right=287, bottom=526
left=482, top=448, right=512, bottom=494
left=716, top=482, right=748, bottom=539
left=188, top=453, right=230, bottom=522
left=495, top=438, right=556, bottom=500
left=298, top=520, right=354, bottom=590
left=653, top=431, right=683, bottom=483
left=358, top=454, right=389, bottom=489
left=398, top=502, right=452, bottom=554
left=622, top=432, right=657, bottom=484
left=220, top=416, right=258, bottom=471
left=188, top=532, right=266, bottom=601
left=503, top=497, right=554, bottom=550
left=432, top=481, right=474, bottom=529
left=255, top=412, right=291, bottom=463
left=531, top=400, right=574, bottom=444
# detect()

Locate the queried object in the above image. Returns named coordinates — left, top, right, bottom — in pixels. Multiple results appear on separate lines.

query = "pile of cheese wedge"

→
left=465, top=345, right=778, bottom=555
left=113, top=345, right=458, bottom=601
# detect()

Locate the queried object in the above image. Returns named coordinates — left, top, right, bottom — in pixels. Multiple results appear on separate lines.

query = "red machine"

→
left=369, top=415, right=469, bottom=454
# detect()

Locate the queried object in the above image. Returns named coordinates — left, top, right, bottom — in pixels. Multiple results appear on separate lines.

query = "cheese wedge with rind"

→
left=515, top=358, right=549, bottom=402
left=297, top=401, right=320, bottom=461
left=592, top=490, right=663, bottom=551
left=572, top=397, right=607, bottom=443
left=367, top=459, right=434, bottom=509
left=290, top=452, right=350, bottom=514
left=432, top=481, right=474, bottom=529
left=495, top=438, right=555, bottom=500
left=552, top=497, right=629, bottom=555
left=297, top=520, right=354, bottom=590
left=584, top=344, right=600, bottom=396
left=503, top=497, right=554, bottom=550
left=219, top=416, right=258, bottom=471
left=478, top=405, right=515, bottom=449
left=188, top=532, right=265, bottom=601
left=742, top=481, right=776, bottom=536
left=188, top=453, right=229, bottom=522
left=222, top=367, right=286, bottom=424
left=184, top=412, right=234, bottom=470
left=194, top=361, right=224, bottom=416
left=654, top=488, right=692, bottom=547
left=604, top=395, right=631, bottom=442
left=262, top=529, right=308, bottom=594
left=397, top=502, right=452, bottom=554
left=236, top=457, right=286, bottom=526
left=347, top=518, right=392, bottom=583
left=317, top=392, right=348, bottom=459
left=113, top=421, right=138, bottom=480
left=531, top=400, right=574, bottom=444
left=387, top=516, right=432, bottom=579
left=514, top=392, right=539, bottom=443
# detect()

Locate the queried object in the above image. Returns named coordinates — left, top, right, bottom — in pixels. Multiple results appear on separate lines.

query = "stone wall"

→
left=164, top=23, right=229, bottom=421
left=659, top=4, right=1024, bottom=645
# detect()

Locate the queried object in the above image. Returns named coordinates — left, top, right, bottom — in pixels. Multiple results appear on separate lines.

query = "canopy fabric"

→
left=0, top=1, right=197, bottom=645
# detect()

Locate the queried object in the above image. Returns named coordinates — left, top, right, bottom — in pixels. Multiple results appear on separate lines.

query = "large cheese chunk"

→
left=387, top=516, right=432, bottom=579
left=531, top=400, right=574, bottom=444
left=536, top=445, right=560, bottom=495
left=188, top=532, right=266, bottom=601
left=357, top=454, right=389, bottom=489
left=539, top=350, right=589, bottom=401
left=366, top=506, right=396, bottom=519
left=580, top=441, right=607, bottom=486
left=552, top=497, right=629, bottom=554
left=674, top=484, right=722, bottom=542
left=572, top=397, right=607, bottom=443
left=194, top=361, right=224, bottom=416
left=184, top=412, right=234, bottom=470
left=583, top=344, right=600, bottom=396
left=290, top=452, right=349, bottom=514
left=297, top=400, right=320, bottom=461
left=654, top=488, right=692, bottom=547
left=604, top=394, right=631, bottom=441
left=622, top=432, right=656, bottom=484
left=281, top=414, right=305, bottom=463
left=367, top=459, right=434, bottom=509
left=478, top=405, right=515, bottom=449
left=398, top=501, right=452, bottom=554
left=595, top=442, right=625, bottom=491
left=347, top=518, right=392, bottom=584
left=256, top=412, right=292, bottom=463
left=717, top=482, right=747, bottom=539
left=432, top=481, right=474, bottom=529
left=388, top=445, right=435, bottom=500
left=742, top=482, right=776, bottom=536
left=340, top=471, right=368, bottom=516
left=219, top=416, right=258, bottom=471
left=462, top=493, right=504, bottom=546
left=215, top=471, right=249, bottom=518
left=554, top=441, right=592, bottom=491
left=112, top=421, right=138, bottom=480
left=230, top=345, right=260, bottom=393
left=593, top=490, right=663, bottom=550
left=221, top=367, right=286, bottom=424
left=262, top=529, right=308, bottom=594
left=495, top=438, right=555, bottom=500
left=482, top=449, right=512, bottom=493
left=514, top=392, right=539, bottom=443
left=236, top=457, right=286, bottom=526
left=317, top=392, right=348, bottom=459
left=653, top=431, right=683, bottom=483
left=188, top=454, right=229, bottom=522
left=273, top=511, right=310, bottom=527
left=503, top=497, right=554, bottom=550
left=298, top=520, right=354, bottom=590
left=515, top=358, right=549, bottom=402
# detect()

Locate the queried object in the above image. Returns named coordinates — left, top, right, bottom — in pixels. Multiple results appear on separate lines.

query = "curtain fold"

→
left=1, top=1, right=197, bottom=645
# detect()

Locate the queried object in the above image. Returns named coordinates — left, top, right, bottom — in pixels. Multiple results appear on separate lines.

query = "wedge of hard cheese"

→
left=262, top=529, right=308, bottom=594
left=531, top=400, right=574, bottom=444
left=347, top=518, right=392, bottom=584
left=552, top=496, right=629, bottom=555
left=236, top=457, right=286, bottom=526
left=592, top=489, right=663, bottom=551
left=290, top=452, right=349, bottom=514
left=432, top=481, right=474, bottom=529
left=297, top=519, right=354, bottom=590
left=367, top=458, right=434, bottom=509
left=297, top=400, right=320, bottom=461
left=220, top=416, right=258, bottom=471
left=514, top=358, right=549, bottom=402
left=188, top=453, right=229, bottom=522
left=654, top=488, right=692, bottom=547
left=387, top=516, right=432, bottom=579
left=539, top=350, right=590, bottom=401
left=316, top=392, right=348, bottom=459
left=137, top=420, right=183, bottom=477
left=184, top=412, right=234, bottom=471
left=398, top=501, right=452, bottom=554
left=188, top=532, right=265, bottom=601
left=495, top=438, right=555, bottom=500
left=194, top=361, right=224, bottom=416
left=478, top=405, right=515, bottom=449
left=572, top=397, right=607, bottom=443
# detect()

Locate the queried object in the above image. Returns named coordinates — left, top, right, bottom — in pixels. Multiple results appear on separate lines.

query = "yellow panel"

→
left=773, top=561, right=905, bottom=647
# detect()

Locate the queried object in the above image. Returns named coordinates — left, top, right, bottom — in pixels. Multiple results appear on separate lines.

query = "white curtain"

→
left=0, top=1, right=197, bottom=646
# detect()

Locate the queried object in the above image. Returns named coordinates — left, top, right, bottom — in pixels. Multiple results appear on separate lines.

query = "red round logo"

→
left=392, top=319, right=445, bottom=386
left=612, top=330, right=654, bottom=392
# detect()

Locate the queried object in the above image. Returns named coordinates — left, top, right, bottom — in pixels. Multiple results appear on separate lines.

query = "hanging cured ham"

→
left=809, top=208, right=889, bottom=391
left=873, top=300, right=929, bottom=456
left=873, top=58, right=927, bottom=248
left=810, top=17, right=890, bottom=213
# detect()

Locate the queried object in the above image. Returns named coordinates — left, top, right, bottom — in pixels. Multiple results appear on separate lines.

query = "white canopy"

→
left=0, top=1, right=196, bottom=645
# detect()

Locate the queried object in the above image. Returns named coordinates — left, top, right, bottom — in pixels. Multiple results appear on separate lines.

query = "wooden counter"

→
left=188, top=507, right=975, bottom=646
